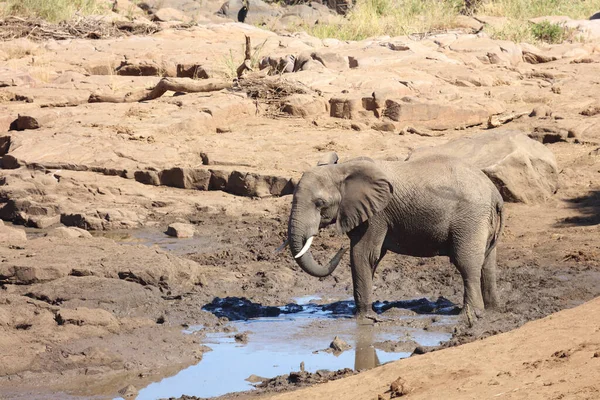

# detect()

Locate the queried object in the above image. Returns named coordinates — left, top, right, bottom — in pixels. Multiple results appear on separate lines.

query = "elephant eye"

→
left=315, top=198, right=325, bottom=208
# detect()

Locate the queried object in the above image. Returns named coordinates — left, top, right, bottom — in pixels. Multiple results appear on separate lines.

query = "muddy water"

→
left=121, top=302, right=454, bottom=399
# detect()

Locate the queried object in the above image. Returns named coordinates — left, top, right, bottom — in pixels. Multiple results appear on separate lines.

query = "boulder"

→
left=166, top=223, right=196, bottom=238
left=282, top=94, right=328, bottom=118
left=330, top=336, right=351, bottom=352
left=0, top=222, right=27, bottom=245
left=383, top=98, right=491, bottom=130
left=407, top=130, right=559, bottom=203
left=47, top=226, right=93, bottom=239
left=152, top=7, right=191, bottom=22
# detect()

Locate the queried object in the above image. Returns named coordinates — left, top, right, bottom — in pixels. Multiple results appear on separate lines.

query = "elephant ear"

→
left=336, top=162, right=393, bottom=233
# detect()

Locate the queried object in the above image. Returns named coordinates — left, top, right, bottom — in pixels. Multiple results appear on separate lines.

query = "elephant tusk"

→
left=294, top=236, right=314, bottom=259
left=275, top=239, right=289, bottom=253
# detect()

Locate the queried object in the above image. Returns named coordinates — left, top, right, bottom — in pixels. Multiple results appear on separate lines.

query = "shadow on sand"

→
left=557, top=190, right=600, bottom=227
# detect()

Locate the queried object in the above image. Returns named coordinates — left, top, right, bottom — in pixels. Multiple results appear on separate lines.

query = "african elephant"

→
left=285, top=154, right=504, bottom=320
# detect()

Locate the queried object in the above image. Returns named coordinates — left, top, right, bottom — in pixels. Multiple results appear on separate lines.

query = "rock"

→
left=47, top=226, right=93, bottom=239
left=530, top=105, right=553, bottom=118
left=61, top=214, right=105, bottom=231
left=57, top=307, right=120, bottom=331
left=329, top=97, right=364, bottom=119
left=166, top=223, right=196, bottom=238
left=152, top=7, right=191, bottom=22
left=454, top=15, right=483, bottom=31
left=27, top=215, right=61, bottom=229
left=0, top=223, right=27, bottom=244
left=234, top=332, right=249, bottom=343
left=282, top=95, right=328, bottom=118
left=115, top=60, right=172, bottom=77
left=389, top=376, right=410, bottom=397
left=522, top=44, right=558, bottom=64
left=246, top=374, right=268, bottom=383
left=159, top=168, right=211, bottom=190
left=0, top=264, right=69, bottom=284
left=118, top=384, right=138, bottom=398
left=351, top=122, right=367, bottom=131
left=372, top=122, right=396, bottom=132
left=383, top=98, right=491, bottom=130
left=407, top=130, right=559, bottom=203
left=0, top=68, right=37, bottom=88
left=529, top=125, right=569, bottom=144
left=176, top=63, right=210, bottom=79
left=580, top=103, right=600, bottom=117
left=311, top=51, right=349, bottom=70
left=329, top=336, right=351, bottom=352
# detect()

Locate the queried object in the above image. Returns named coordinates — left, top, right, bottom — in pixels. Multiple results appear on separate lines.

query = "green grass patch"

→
left=531, top=20, right=565, bottom=43
left=3, top=0, right=105, bottom=22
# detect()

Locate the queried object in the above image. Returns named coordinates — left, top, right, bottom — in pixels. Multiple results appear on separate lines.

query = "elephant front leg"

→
left=349, top=226, right=386, bottom=321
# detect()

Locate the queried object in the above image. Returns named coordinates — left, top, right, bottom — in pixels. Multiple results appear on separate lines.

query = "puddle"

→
left=82, top=229, right=222, bottom=256
left=123, top=298, right=455, bottom=400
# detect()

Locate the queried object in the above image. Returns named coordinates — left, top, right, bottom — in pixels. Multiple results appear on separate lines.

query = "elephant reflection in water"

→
left=354, top=324, right=381, bottom=371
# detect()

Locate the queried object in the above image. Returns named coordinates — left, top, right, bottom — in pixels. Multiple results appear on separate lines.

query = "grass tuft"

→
left=4, top=0, right=105, bottom=23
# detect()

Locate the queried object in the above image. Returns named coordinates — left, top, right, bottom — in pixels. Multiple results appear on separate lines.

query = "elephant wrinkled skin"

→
left=286, top=155, right=505, bottom=320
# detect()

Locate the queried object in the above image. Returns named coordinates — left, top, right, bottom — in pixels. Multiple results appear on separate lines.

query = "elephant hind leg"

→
left=481, top=247, right=500, bottom=309
left=452, top=240, right=486, bottom=313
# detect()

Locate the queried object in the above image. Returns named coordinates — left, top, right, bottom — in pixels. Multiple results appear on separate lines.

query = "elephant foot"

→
left=459, top=304, right=484, bottom=328
left=356, top=312, right=384, bottom=325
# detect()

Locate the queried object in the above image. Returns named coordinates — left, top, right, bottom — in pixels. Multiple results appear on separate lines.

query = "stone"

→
left=208, top=169, right=230, bottom=191
left=407, top=130, right=559, bottom=203
left=118, top=384, right=139, bottom=398
left=282, top=95, right=328, bottom=118
left=372, top=122, right=396, bottom=132
left=530, top=105, right=553, bottom=118
left=311, top=51, right=349, bottom=70
left=152, top=8, right=191, bottom=23
left=57, top=307, right=120, bottom=330
left=0, top=264, right=69, bottom=284
left=159, top=168, right=211, bottom=190
left=330, top=336, right=351, bottom=352
left=166, top=223, right=196, bottom=238
left=454, top=15, right=483, bottom=31
left=115, top=60, right=170, bottom=77
left=329, top=97, right=363, bottom=119
left=134, top=170, right=161, bottom=186
left=0, top=68, right=37, bottom=88
left=383, top=98, right=490, bottom=130
left=0, top=223, right=27, bottom=244
left=176, top=64, right=209, bottom=79
left=529, top=126, right=569, bottom=144
left=27, top=215, right=61, bottom=229
left=60, top=214, right=105, bottom=230
left=47, top=227, right=93, bottom=239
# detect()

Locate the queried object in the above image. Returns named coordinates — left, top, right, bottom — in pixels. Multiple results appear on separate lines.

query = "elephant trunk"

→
left=288, top=205, right=346, bottom=278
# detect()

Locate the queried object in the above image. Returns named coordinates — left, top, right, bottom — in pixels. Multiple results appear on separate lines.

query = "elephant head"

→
left=287, top=156, right=393, bottom=277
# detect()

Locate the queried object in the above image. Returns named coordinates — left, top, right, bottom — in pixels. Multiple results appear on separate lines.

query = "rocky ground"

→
left=1, top=1, right=600, bottom=399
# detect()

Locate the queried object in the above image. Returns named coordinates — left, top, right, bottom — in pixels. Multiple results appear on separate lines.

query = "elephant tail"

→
left=485, top=197, right=504, bottom=259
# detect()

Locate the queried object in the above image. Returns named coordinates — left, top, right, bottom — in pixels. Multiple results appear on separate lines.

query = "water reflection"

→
left=354, top=323, right=381, bottom=371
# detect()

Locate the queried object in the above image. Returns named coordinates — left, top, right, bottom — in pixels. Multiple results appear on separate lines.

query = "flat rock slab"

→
left=407, top=130, right=559, bottom=203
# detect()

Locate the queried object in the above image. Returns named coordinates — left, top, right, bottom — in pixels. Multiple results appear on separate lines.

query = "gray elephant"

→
left=284, top=154, right=504, bottom=321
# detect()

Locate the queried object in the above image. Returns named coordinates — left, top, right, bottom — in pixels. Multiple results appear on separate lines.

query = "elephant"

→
left=284, top=154, right=505, bottom=321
